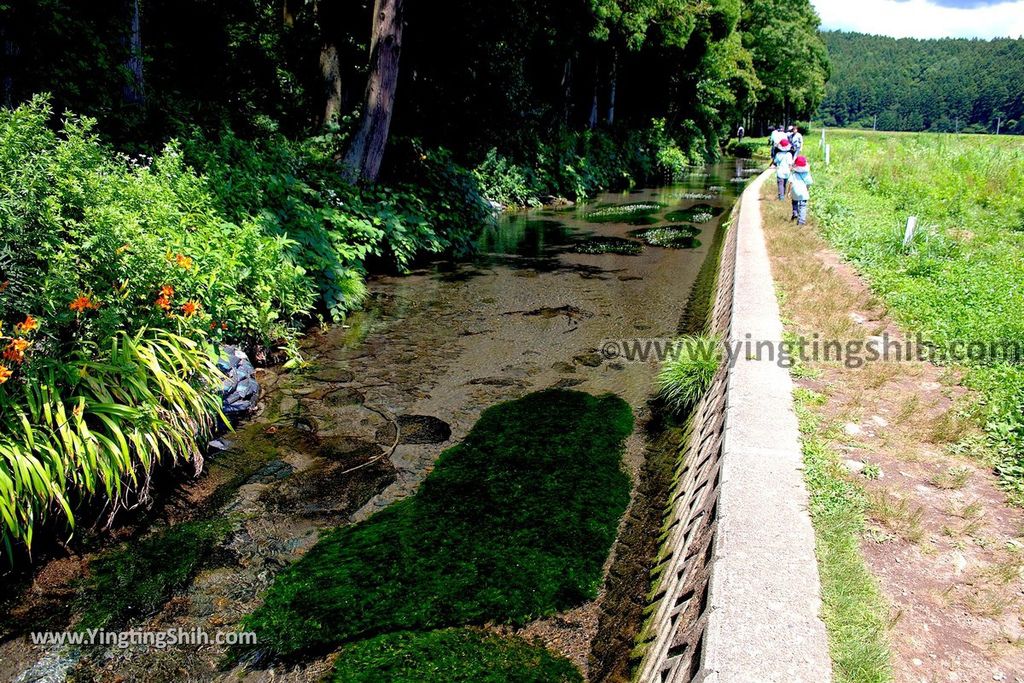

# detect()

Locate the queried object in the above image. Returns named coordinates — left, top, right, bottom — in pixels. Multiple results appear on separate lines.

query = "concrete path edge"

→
left=699, top=169, right=832, bottom=682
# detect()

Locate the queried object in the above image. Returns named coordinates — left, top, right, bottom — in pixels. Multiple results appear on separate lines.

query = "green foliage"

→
left=329, top=629, right=583, bottom=683
left=727, top=139, right=766, bottom=159
left=810, top=130, right=1024, bottom=495
left=819, top=32, right=1024, bottom=134
left=0, top=330, right=225, bottom=556
left=657, top=335, right=722, bottom=412
left=473, top=148, right=537, bottom=207
left=794, top=390, right=893, bottom=683
left=183, top=132, right=488, bottom=320
left=0, top=97, right=315, bottom=349
left=740, top=0, right=829, bottom=123
left=245, top=389, right=634, bottom=657
left=77, top=519, right=230, bottom=629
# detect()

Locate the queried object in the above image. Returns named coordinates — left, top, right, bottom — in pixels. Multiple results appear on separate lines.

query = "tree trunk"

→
left=0, top=15, right=19, bottom=108
left=561, top=57, right=573, bottom=124
left=283, top=0, right=296, bottom=27
left=123, top=0, right=145, bottom=106
left=342, top=0, right=404, bottom=183
left=605, top=47, right=618, bottom=126
left=588, top=61, right=599, bottom=129
left=320, top=42, right=342, bottom=126
left=315, top=1, right=342, bottom=126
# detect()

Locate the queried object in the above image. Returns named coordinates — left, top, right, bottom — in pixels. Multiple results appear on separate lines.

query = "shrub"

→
left=657, top=335, right=722, bottom=413
left=473, top=148, right=537, bottom=207
left=244, top=389, right=634, bottom=657
left=0, top=97, right=309, bottom=554
left=0, top=330, right=225, bottom=555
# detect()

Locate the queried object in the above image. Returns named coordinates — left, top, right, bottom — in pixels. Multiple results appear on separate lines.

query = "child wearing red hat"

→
left=790, top=155, right=813, bottom=225
left=773, top=137, right=793, bottom=200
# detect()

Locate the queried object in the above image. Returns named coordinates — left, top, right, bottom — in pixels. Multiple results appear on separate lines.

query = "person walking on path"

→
left=790, top=155, right=813, bottom=225
left=737, top=124, right=745, bottom=142
left=788, top=125, right=804, bottom=158
left=774, top=138, right=793, bottom=200
left=769, top=125, right=786, bottom=160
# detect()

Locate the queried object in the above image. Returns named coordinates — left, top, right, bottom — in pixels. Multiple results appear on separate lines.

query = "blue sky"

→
left=812, top=0, right=1024, bottom=38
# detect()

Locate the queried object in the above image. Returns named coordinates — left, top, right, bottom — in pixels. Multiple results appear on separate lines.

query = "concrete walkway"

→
left=700, top=170, right=832, bottom=682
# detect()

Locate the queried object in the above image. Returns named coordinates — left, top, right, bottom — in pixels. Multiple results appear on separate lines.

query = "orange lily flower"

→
left=155, top=295, right=172, bottom=310
left=3, top=338, right=29, bottom=363
left=14, top=315, right=38, bottom=334
left=175, top=254, right=194, bottom=271
left=0, top=365, right=11, bottom=384
left=70, top=294, right=99, bottom=312
left=160, top=285, right=175, bottom=298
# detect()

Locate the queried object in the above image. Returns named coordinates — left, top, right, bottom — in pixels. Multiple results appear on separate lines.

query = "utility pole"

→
left=873, top=114, right=877, bottom=131
left=996, top=117, right=1001, bottom=135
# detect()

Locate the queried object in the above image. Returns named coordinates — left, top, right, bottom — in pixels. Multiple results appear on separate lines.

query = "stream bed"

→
left=1, top=159, right=756, bottom=683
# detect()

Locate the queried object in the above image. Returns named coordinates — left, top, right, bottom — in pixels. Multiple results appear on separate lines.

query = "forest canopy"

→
left=0, top=0, right=828, bottom=165
left=817, top=30, right=1024, bottom=134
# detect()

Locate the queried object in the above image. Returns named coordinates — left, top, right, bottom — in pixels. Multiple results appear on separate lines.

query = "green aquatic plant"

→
left=244, top=389, right=634, bottom=657
left=657, top=335, right=722, bottom=413
left=77, top=519, right=231, bottom=629
left=631, top=226, right=702, bottom=249
left=582, top=202, right=665, bottom=223
left=572, top=236, right=644, bottom=255
left=664, top=204, right=723, bottom=224
left=329, top=629, right=582, bottom=683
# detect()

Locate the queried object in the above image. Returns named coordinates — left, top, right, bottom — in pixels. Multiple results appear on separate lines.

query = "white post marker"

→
left=819, top=129, right=825, bottom=149
left=903, top=216, right=918, bottom=249
left=825, top=144, right=831, bottom=165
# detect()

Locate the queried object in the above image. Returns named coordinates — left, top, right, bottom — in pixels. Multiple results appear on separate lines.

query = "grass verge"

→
left=794, top=388, right=894, bottom=683
left=810, top=129, right=1024, bottom=498
left=244, top=389, right=634, bottom=658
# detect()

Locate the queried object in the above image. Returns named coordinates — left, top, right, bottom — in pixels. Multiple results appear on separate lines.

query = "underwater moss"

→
left=244, top=389, right=634, bottom=657
left=329, top=629, right=583, bottom=683
left=77, top=519, right=231, bottom=629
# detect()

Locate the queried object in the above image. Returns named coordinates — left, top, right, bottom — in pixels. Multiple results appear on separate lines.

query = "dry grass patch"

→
left=868, top=491, right=926, bottom=545
left=931, top=465, right=973, bottom=491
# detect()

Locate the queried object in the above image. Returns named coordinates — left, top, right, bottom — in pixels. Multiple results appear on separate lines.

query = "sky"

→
left=812, top=0, right=1024, bottom=39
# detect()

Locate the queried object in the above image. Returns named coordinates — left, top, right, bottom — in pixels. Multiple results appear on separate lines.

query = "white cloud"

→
left=812, top=0, right=1024, bottom=39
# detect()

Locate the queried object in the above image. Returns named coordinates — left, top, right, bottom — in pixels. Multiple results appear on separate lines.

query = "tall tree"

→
left=342, top=0, right=404, bottom=182
left=123, top=0, right=145, bottom=106
left=315, top=0, right=342, bottom=126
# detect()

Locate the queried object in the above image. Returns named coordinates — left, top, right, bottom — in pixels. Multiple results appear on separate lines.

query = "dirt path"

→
left=0, top=165, right=755, bottom=683
left=760, top=186, right=1024, bottom=683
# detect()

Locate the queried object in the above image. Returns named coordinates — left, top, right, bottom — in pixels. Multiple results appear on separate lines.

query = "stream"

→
left=2, top=158, right=757, bottom=683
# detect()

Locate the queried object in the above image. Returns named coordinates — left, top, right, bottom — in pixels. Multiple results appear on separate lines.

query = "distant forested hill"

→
left=817, top=31, right=1024, bottom=134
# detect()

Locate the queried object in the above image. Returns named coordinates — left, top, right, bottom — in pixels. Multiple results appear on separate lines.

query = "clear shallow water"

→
left=1, top=158, right=758, bottom=683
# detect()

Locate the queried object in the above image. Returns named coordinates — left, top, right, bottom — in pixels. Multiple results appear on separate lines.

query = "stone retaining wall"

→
left=631, top=171, right=831, bottom=683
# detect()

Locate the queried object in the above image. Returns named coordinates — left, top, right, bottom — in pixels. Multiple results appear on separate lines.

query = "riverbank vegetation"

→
left=0, top=0, right=826, bottom=558
left=811, top=130, right=1024, bottom=498
left=657, top=334, right=722, bottom=412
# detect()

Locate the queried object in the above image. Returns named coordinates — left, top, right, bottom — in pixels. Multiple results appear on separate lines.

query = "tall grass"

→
left=0, top=330, right=224, bottom=556
left=811, top=129, right=1024, bottom=496
left=657, top=334, right=722, bottom=413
